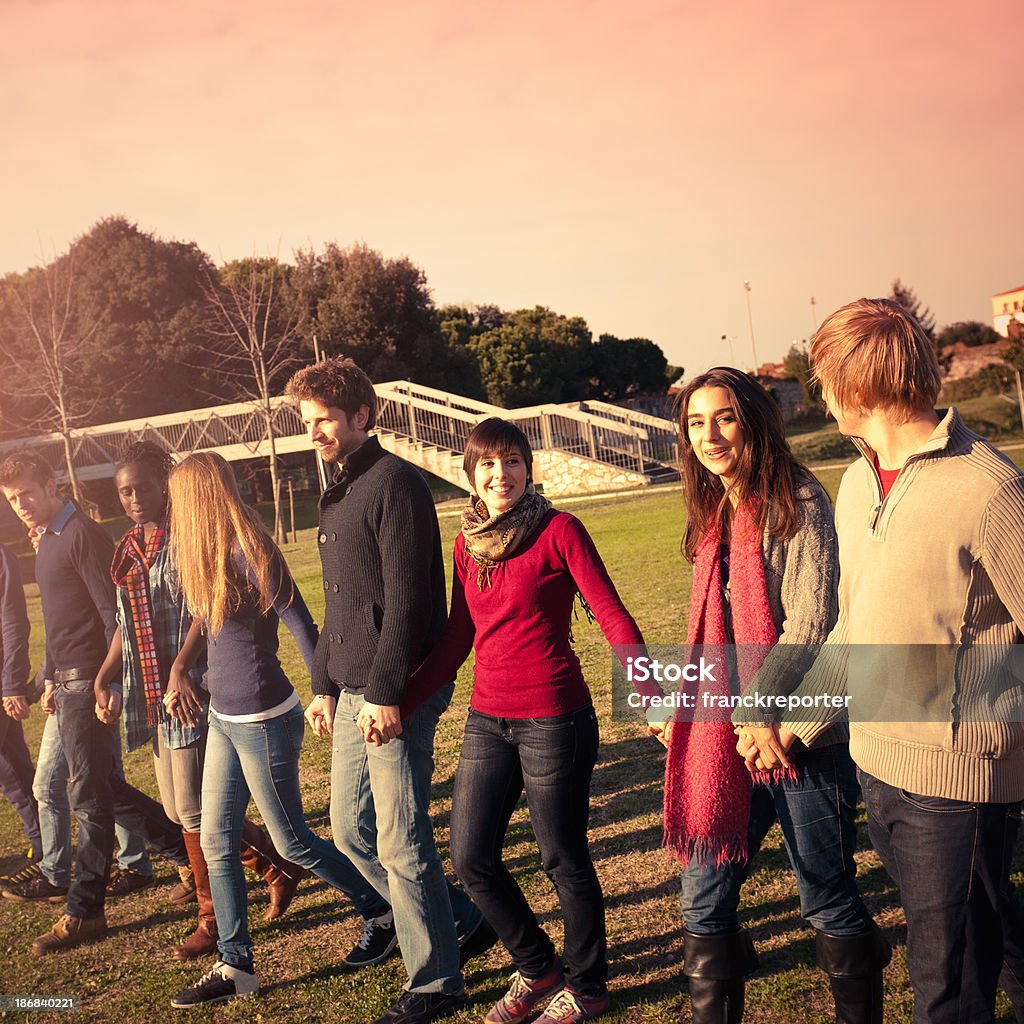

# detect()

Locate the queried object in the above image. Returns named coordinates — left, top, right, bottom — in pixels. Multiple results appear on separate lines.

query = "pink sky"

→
left=2, top=0, right=1021, bottom=375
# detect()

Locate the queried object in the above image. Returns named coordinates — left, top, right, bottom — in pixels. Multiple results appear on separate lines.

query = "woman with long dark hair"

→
left=657, top=368, right=889, bottom=1024
left=388, top=417, right=647, bottom=1024
left=93, top=441, right=307, bottom=962
left=163, top=452, right=390, bottom=1009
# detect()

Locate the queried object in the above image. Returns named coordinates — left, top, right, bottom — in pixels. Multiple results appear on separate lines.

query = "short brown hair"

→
left=810, top=298, right=941, bottom=422
left=462, top=418, right=533, bottom=482
left=0, top=450, right=55, bottom=489
left=285, top=357, right=378, bottom=430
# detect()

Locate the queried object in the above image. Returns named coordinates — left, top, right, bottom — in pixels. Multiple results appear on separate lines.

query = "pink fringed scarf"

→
left=663, top=504, right=779, bottom=867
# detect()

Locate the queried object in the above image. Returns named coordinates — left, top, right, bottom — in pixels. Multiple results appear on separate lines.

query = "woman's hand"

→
left=648, top=719, right=674, bottom=748
left=164, top=663, right=204, bottom=727
left=305, top=695, right=337, bottom=738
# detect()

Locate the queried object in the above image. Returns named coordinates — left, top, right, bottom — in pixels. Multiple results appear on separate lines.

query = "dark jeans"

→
left=54, top=679, right=187, bottom=919
left=859, top=769, right=1021, bottom=1024
left=450, top=703, right=606, bottom=996
left=681, top=744, right=875, bottom=937
left=0, top=710, right=41, bottom=854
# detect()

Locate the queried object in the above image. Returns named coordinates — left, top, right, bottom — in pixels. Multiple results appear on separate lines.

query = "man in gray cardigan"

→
left=751, top=298, right=1024, bottom=1024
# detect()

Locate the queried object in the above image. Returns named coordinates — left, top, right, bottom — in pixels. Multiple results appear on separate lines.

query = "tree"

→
left=202, top=257, right=308, bottom=542
left=0, top=253, right=107, bottom=500
left=470, top=307, right=593, bottom=407
left=589, top=335, right=668, bottom=400
left=782, top=341, right=825, bottom=414
left=936, top=321, right=1002, bottom=350
left=888, top=279, right=936, bottom=342
left=1004, top=318, right=1024, bottom=436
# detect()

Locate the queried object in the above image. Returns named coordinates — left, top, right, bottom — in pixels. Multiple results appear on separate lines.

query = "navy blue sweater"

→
left=0, top=543, right=30, bottom=697
left=36, top=503, right=116, bottom=679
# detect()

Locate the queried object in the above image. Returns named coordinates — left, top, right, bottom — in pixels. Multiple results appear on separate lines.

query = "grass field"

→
left=0, top=472, right=1019, bottom=1023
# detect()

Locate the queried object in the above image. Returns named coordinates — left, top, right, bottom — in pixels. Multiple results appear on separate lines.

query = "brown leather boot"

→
left=240, top=819, right=307, bottom=921
left=173, top=831, right=218, bottom=961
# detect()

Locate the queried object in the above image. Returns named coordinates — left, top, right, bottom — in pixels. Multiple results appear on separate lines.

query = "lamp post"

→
left=721, top=334, right=735, bottom=366
left=810, top=295, right=817, bottom=332
left=743, top=280, right=758, bottom=370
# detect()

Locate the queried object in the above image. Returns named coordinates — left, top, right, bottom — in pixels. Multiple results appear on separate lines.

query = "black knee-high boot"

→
left=683, top=930, right=759, bottom=1024
left=815, top=928, right=892, bottom=1024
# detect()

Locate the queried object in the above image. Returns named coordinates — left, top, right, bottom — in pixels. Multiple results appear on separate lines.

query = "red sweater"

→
left=401, top=510, right=646, bottom=719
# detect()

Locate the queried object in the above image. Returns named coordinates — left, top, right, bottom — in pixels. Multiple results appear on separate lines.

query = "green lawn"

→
left=0, top=478, right=1019, bottom=1023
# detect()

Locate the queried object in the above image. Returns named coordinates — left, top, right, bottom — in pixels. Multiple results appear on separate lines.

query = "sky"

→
left=2, top=0, right=1022, bottom=377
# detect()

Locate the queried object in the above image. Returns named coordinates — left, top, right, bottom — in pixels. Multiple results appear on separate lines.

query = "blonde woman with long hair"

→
left=163, top=453, right=389, bottom=1009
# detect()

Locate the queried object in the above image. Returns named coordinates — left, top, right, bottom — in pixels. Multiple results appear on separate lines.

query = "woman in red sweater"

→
left=393, top=417, right=644, bottom=1024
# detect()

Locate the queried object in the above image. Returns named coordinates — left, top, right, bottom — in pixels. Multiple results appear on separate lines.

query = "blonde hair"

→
left=810, top=297, right=941, bottom=423
left=168, top=452, right=285, bottom=636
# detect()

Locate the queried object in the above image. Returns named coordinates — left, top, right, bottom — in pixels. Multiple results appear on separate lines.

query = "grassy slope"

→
left=0, top=473, right=1019, bottom=1022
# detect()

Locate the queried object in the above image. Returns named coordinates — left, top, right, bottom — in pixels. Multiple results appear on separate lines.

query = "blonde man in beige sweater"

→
left=743, top=297, right=1024, bottom=1024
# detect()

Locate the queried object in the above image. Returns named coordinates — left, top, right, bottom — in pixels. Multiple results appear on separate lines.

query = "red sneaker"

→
left=534, top=988, right=610, bottom=1024
left=485, top=958, right=564, bottom=1024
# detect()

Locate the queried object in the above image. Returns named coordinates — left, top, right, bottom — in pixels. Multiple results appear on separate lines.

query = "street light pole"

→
left=721, top=334, right=735, bottom=366
left=810, top=295, right=817, bottom=332
left=743, top=280, right=758, bottom=370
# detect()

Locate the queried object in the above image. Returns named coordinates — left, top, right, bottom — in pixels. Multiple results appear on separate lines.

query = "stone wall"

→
left=534, top=449, right=649, bottom=497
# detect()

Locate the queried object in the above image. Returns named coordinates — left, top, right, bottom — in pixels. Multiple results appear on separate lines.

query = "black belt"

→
left=54, top=668, right=97, bottom=685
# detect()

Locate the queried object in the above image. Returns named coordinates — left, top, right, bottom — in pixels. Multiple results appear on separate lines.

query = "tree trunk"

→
left=60, top=429, right=83, bottom=506
left=264, top=408, right=283, bottom=544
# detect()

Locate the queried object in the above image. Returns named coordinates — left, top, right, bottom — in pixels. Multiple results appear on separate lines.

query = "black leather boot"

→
left=815, top=928, right=892, bottom=1024
left=683, top=930, right=759, bottom=1024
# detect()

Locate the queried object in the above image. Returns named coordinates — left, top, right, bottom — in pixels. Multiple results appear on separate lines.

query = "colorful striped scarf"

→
left=111, top=521, right=168, bottom=728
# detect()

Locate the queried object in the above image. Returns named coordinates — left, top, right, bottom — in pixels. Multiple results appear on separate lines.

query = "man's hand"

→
left=2, top=695, right=29, bottom=720
left=359, top=702, right=402, bottom=747
left=735, top=723, right=793, bottom=772
left=41, top=683, right=56, bottom=715
left=305, top=695, right=337, bottom=738
left=94, top=679, right=123, bottom=724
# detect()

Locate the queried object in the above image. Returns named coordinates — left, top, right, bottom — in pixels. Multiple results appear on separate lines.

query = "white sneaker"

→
left=170, top=960, right=259, bottom=1008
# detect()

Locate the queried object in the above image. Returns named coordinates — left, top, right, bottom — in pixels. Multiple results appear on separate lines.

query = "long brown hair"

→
left=677, top=367, right=812, bottom=562
left=168, top=452, right=286, bottom=635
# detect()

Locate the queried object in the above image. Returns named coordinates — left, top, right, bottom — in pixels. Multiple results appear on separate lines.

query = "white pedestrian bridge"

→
left=0, top=381, right=680, bottom=498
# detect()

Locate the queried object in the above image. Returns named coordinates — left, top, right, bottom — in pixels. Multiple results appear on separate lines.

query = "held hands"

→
left=2, top=695, right=29, bottom=720
left=735, top=723, right=794, bottom=773
left=647, top=719, right=674, bottom=749
left=358, top=703, right=402, bottom=746
left=305, top=695, right=337, bottom=738
left=93, top=680, right=123, bottom=724
left=41, top=683, right=56, bottom=715
left=164, top=663, right=204, bottom=728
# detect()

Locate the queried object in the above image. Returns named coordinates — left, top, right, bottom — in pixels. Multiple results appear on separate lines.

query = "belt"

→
left=54, top=668, right=97, bottom=685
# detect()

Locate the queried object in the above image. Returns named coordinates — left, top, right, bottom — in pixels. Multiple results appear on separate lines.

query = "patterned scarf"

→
left=110, top=521, right=168, bottom=727
left=461, top=485, right=553, bottom=588
left=663, top=503, right=779, bottom=867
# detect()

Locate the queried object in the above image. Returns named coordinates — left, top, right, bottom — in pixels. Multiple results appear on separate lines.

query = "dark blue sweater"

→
left=36, top=503, right=116, bottom=679
left=0, top=543, right=30, bottom=697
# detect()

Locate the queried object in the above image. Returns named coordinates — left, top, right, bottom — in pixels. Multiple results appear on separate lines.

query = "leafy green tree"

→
left=589, top=334, right=668, bottom=400
left=888, top=278, right=936, bottom=342
left=470, top=307, right=592, bottom=407
left=936, top=321, right=1002, bottom=350
left=782, top=341, right=824, bottom=414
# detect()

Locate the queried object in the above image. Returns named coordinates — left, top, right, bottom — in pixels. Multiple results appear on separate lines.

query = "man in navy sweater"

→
left=0, top=451, right=188, bottom=955
left=286, top=358, right=493, bottom=1024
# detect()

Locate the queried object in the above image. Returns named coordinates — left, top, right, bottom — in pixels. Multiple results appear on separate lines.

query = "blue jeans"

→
left=330, top=684, right=479, bottom=995
left=449, top=704, right=606, bottom=996
left=860, top=769, right=1021, bottom=1024
left=681, top=744, right=874, bottom=937
left=53, top=680, right=187, bottom=918
left=0, top=708, right=41, bottom=855
left=34, top=712, right=152, bottom=886
left=202, top=704, right=386, bottom=971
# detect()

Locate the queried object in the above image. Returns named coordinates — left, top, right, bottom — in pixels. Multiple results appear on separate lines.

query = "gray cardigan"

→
left=733, top=477, right=847, bottom=747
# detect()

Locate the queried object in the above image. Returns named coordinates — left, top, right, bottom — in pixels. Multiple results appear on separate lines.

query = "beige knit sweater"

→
left=788, top=408, right=1024, bottom=802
